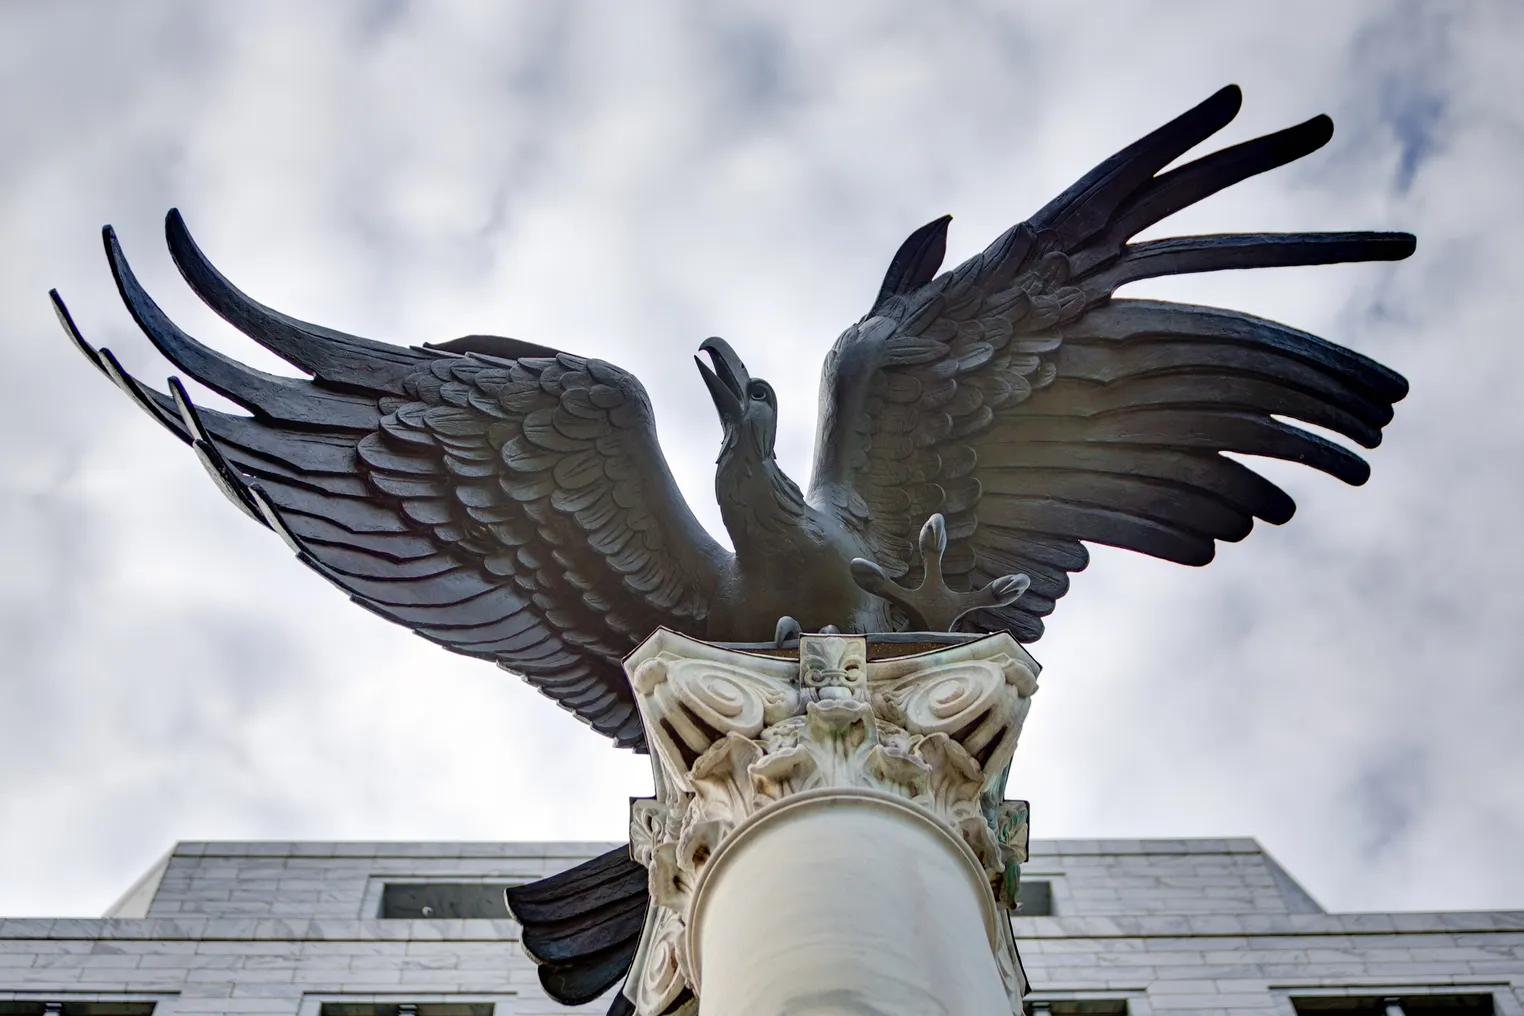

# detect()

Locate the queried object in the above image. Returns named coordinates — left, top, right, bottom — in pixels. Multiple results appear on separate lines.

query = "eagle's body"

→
left=55, top=85, right=1414, bottom=758
left=709, top=462, right=884, bottom=640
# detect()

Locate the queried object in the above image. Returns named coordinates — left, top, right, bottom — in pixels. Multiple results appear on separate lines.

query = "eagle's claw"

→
left=851, top=514, right=1030, bottom=632
left=774, top=615, right=803, bottom=647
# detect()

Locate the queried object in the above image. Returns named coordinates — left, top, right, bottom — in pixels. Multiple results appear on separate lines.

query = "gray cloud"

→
left=1, top=0, right=1520, bottom=917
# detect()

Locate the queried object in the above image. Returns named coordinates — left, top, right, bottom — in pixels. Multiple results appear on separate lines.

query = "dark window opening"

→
left=1293, top=995, right=1493, bottom=1016
left=380, top=882, right=512, bottom=919
left=1027, top=1001, right=1129, bottom=1015
left=1013, top=879, right=1053, bottom=917
left=0, top=1006, right=156, bottom=1015
left=319, top=1006, right=495, bottom=1016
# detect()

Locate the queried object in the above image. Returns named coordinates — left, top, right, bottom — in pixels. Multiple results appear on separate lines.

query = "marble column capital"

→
left=620, top=630, right=1038, bottom=1015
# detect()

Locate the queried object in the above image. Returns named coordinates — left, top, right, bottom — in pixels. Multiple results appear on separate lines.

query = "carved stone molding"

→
left=620, top=630, right=1038, bottom=1015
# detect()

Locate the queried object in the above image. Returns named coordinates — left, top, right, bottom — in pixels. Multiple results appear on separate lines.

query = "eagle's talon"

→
left=849, top=557, right=894, bottom=596
left=918, top=512, right=948, bottom=559
left=774, top=615, right=802, bottom=647
left=852, top=513, right=1030, bottom=632
left=986, top=573, right=1031, bottom=607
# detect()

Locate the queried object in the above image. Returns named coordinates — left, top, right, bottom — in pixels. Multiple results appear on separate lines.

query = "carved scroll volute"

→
left=870, top=640, right=1038, bottom=792
left=629, top=636, right=798, bottom=793
left=632, top=906, right=687, bottom=1015
left=627, top=798, right=691, bottom=1015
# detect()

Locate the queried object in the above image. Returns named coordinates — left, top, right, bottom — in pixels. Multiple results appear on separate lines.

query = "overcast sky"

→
left=2, top=1, right=1521, bottom=919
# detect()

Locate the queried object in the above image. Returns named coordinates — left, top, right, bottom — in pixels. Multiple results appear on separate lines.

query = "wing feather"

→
left=164, top=208, right=428, bottom=391
left=809, top=85, right=1413, bottom=640
left=505, top=845, right=649, bottom=1010
left=58, top=213, right=731, bottom=748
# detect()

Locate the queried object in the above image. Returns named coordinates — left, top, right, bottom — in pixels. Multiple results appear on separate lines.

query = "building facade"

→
left=1, top=838, right=1520, bottom=1015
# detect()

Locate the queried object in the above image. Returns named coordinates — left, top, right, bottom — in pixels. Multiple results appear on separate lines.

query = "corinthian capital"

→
left=620, top=630, right=1039, bottom=1015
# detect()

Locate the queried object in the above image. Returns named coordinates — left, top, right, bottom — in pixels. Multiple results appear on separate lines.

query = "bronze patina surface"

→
left=53, top=85, right=1414, bottom=1011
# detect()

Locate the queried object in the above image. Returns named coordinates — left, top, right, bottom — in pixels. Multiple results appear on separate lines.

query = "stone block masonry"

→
left=2, top=840, right=1521, bottom=1014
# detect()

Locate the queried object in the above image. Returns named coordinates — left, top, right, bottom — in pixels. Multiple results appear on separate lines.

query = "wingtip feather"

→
left=163, top=208, right=208, bottom=279
left=169, top=376, right=270, bottom=526
left=874, top=214, right=953, bottom=311
left=165, top=207, right=424, bottom=390
left=50, top=289, right=103, bottom=374
left=1212, top=83, right=1244, bottom=118
left=1386, top=232, right=1418, bottom=260
left=1030, top=84, right=1246, bottom=242
left=52, top=286, right=195, bottom=443
left=1306, top=113, right=1335, bottom=148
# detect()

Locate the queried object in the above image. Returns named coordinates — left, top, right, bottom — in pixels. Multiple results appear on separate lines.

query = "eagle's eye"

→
left=749, top=382, right=768, bottom=401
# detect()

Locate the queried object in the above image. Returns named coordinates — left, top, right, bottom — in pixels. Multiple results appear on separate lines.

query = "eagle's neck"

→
left=716, top=451, right=815, bottom=567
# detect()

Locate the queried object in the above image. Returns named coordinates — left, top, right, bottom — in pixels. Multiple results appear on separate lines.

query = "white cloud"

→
left=1, top=0, right=1520, bottom=917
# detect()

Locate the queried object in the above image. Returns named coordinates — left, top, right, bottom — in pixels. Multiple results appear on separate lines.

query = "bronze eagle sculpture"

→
left=53, top=85, right=1413, bottom=1010
left=54, top=84, right=1410, bottom=759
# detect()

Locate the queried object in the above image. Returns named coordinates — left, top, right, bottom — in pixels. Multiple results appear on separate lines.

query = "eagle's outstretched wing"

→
left=55, top=210, right=731, bottom=748
left=808, top=85, right=1414, bottom=641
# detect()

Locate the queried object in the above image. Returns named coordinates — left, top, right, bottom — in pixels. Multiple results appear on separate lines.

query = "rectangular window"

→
left=318, top=1006, right=495, bottom=1016
left=379, top=882, right=512, bottom=919
left=1013, top=879, right=1053, bottom=917
left=0, top=1006, right=156, bottom=1015
left=1291, top=995, right=1493, bottom=1015
left=1028, top=1001, right=1129, bottom=1015
left=379, top=877, right=1044, bottom=917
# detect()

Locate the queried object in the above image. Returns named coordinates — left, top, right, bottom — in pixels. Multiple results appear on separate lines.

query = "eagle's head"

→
left=696, top=336, right=778, bottom=466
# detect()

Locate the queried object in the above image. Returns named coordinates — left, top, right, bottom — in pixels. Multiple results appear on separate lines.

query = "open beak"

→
left=695, top=336, right=749, bottom=427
